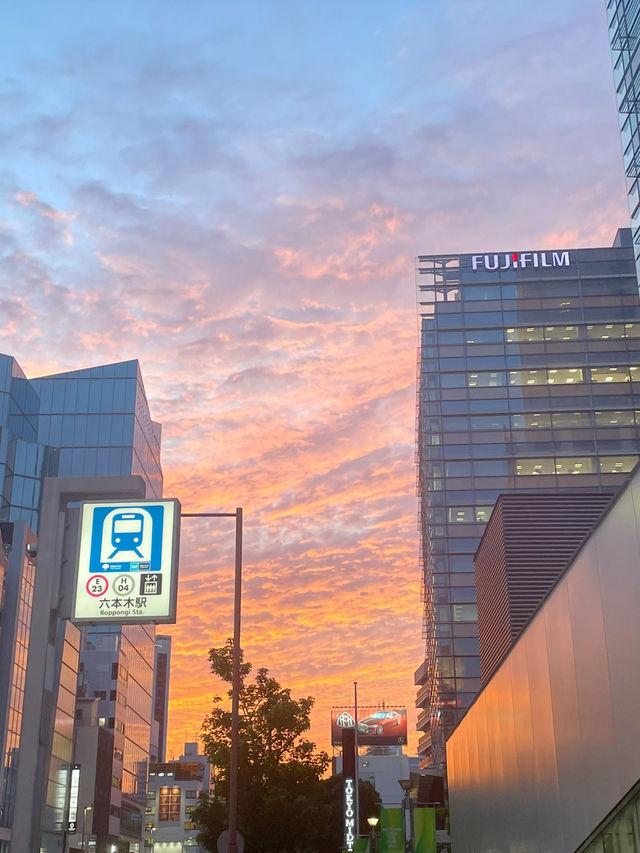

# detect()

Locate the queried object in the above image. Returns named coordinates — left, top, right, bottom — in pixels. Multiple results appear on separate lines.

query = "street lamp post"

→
left=81, top=805, right=93, bottom=851
left=180, top=508, right=243, bottom=853
left=367, top=816, right=379, bottom=853
left=398, top=779, right=413, bottom=853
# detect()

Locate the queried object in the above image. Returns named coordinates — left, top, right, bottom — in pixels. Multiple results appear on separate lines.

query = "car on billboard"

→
left=331, top=707, right=408, bottom=746
left=357, top=710, right=403, bottom=736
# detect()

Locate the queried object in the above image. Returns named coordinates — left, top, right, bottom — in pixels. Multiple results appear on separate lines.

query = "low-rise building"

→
left=145, top=744, right=210, bottom=853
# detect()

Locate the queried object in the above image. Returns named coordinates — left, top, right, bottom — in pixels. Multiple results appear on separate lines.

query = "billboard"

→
left=72, top=499, right=180, bottom=625
left=331, top=707, right=408, bottom=746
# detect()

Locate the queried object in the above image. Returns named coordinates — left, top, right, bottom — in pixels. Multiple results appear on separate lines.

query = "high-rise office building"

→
left=606, top=1, right=640, bottom=280
left=415, top=228, right=640, bottom=767
left=152, top=635, right=172, bottom=763
left=0, top=354, right=164, bottom=852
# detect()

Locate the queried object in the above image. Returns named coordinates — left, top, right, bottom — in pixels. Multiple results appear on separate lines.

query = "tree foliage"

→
left=193, top=639, right=379, bottom=853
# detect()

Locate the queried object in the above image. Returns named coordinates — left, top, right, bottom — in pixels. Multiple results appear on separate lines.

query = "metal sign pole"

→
left=227, top=508, right=243, bottom=853
left=181, top=508, right=243, bottom=853
left=354, top=681, right=360, bottom=841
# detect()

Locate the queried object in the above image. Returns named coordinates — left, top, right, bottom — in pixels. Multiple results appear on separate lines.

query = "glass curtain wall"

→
left=607, top=0, right=640, bottom=282
left=416, top=236, right=640, bottom=767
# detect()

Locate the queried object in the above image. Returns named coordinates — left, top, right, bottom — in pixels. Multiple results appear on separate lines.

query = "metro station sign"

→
left=72, top=499, right=180, bottom=625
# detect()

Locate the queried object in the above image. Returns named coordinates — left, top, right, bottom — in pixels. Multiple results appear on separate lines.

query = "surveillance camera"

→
left=26, top=543, right=38, bottom=558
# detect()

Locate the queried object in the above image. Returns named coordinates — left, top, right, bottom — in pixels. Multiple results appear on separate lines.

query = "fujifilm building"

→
left=414, top=227, right=640, bottom=768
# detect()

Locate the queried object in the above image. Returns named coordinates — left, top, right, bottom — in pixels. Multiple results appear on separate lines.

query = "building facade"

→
left=474, top=491, right=615, bottom=684
left=607, top=0, right=640, bottom=279
left=415, top=229, right=640, bottom=766
left=0, top=355, right=164, bottom=853
left=446, top=463, right=640, bottom=852
left=145, top=743, right=210, bottom=853
left=152, top=635, right=172, bottom=764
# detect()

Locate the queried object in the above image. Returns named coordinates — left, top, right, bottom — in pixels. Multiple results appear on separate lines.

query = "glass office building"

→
left=0, top=356, right=162, bottom=529
left=415, top=228, right=640, bottom=768
left=607, top=0, right=640, bottom=280
left=0, top=354, right=163, bottom=851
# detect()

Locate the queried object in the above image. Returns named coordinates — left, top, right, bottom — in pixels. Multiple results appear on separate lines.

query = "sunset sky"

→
left=0, top=0, right=630, bottom=759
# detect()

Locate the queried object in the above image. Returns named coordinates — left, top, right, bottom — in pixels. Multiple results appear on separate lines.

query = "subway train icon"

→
left=109, top=511, right=145, bottom=558
left=97, top=506, right=154, bottom=566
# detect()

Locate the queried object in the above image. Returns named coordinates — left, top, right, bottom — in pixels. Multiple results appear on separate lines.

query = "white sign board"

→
left=67, top=763, right=80, bottom=832
left=72, top=499, right=180, bottom=625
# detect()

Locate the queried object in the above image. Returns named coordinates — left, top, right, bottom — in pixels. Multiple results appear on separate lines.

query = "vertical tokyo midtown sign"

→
left=344, top=776, right=356, bottom=852
left=471, top=251, right=570, bottom=271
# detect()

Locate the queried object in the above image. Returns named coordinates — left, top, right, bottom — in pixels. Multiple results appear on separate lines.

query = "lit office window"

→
left=506, top=327, right=543, bottom=342
left=595, top=410, right=636, bottom=425
left=624, top=322, right=640, bottom=337
left=448, top=508, right=474, bottom=523
left=552, top=411, right=591, bottom=427
left=544, top=325, right=580, bottom=341
left=585, top=323, right=625, bottom=339
left=508, top=370, right=545, bottom=385
left=474, top=507, right=494, bottom=522
left=555, top=457, right=595, bottom=475
left=468, top=372, right=505, bottom=387
left=590, top=366, right=632, bottom=383
left=515, top=458, right=555, bottom=475
left=511, top=413, right=551, bottom=428
left=598, top=456, right=639, bottom=473
left=547, top=368, right=583, bottom=384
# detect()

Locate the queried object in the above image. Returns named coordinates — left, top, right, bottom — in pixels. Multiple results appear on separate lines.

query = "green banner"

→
left=378, top=807, right=404, bottom=853
left=414, top=807, right=436, bottom=853
left=354, top=837, right=369, bottom=853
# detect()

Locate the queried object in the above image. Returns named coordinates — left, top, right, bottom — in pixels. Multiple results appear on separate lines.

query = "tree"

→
left=193, top=638, right=334, bottom=853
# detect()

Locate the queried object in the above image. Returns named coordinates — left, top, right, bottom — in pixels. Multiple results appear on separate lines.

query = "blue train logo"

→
left=109, top=512, right=145, bottom=558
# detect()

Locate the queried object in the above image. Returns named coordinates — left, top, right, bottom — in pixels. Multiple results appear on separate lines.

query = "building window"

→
left=590, top=366, right=631, bottom=383
left=468, top=371, right=505, bottom=387
left=448, top=508, right=474, bottom=523
left=474, top=506, right=494, bottom=522
left=585, top=323, right=625, bottom=339
left=515, top=458, right=555, bottom=475
left=452, top=604, right=477, bottom=622
left=506, top=327, right=543, bottom=342
left=547, top=368, right=583, bottom=384
left=511, top=413, right=551, bottom=429
left=595, top=410, right=637, bottom=425
left=552, top=411, right=592, bottom=427
left=599, top=456, right=639, bottom=473
left=544, top=325, right=580, bottom=341
left=555, top=457, right=595, bottom=475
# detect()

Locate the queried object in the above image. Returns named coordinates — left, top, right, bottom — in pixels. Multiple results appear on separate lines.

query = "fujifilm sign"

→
left=471, top=251, right=570, bottom=271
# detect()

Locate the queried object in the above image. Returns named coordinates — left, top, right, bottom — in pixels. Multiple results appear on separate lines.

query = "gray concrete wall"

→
left=447, top=466, right=640, bottom=852
left=11, top=476, right=146, bottom=853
